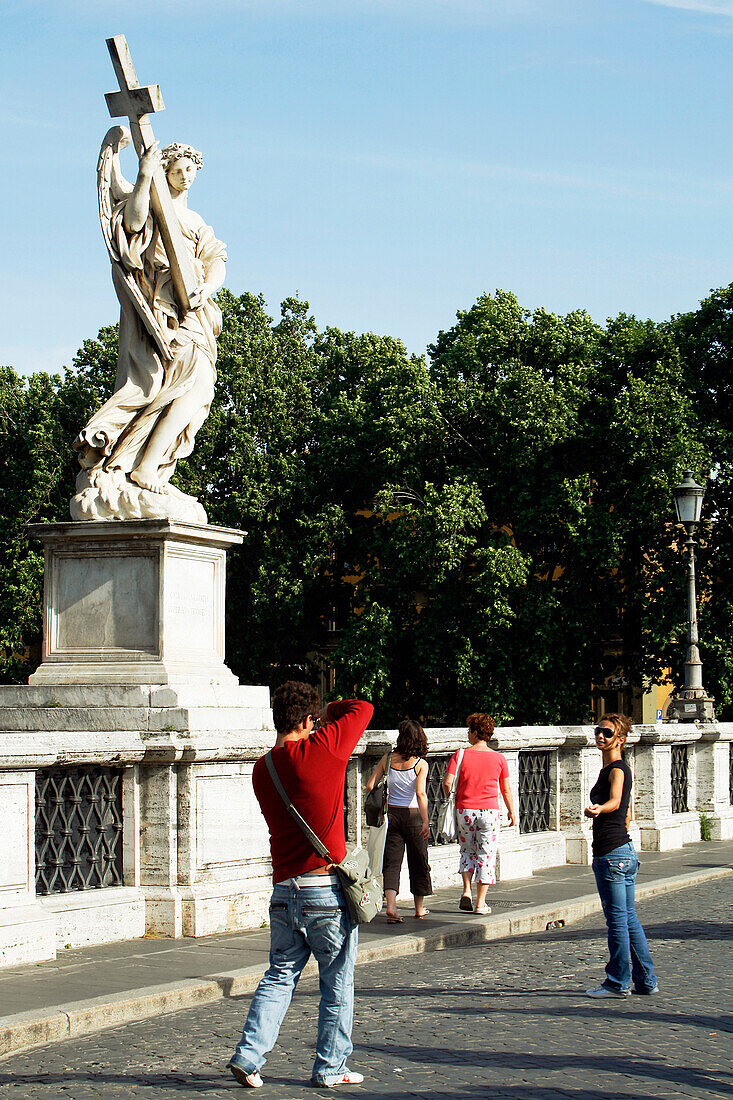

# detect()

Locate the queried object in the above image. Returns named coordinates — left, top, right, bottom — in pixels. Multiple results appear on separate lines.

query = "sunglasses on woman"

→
left=594, top=726, right=616, bottom=738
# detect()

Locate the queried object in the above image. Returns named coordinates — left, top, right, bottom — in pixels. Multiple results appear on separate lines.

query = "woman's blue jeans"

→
left=592, top=842, right=657, bottom=993
left=230, top=879, right=358, bottom=1083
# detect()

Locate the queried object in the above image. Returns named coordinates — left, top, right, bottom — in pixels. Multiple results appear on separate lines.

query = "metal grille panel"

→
left=671, top=745, right=689, bottom=815
left=35, top=766, right=124, bottom=895
left=426, top=755, right=453, bottom=844
left=519, top=751, right=550, bottom=834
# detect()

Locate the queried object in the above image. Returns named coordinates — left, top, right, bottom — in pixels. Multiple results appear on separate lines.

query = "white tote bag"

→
left=437, top=747, right=464, bottom=842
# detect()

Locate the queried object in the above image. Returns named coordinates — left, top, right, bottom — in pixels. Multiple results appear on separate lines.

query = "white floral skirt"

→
left=456, top=808, right=501, bottom=884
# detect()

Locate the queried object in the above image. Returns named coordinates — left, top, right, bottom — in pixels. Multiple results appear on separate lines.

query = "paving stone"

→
left=0, top=878, right=731, bottom=1097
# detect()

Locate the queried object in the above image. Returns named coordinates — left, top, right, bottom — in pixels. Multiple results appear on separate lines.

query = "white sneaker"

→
left=586, top=985, right=630, bottom=998
left=227, top=1063, right=263, bottom=1088
left=314, top=1069, right=365, bottom=1088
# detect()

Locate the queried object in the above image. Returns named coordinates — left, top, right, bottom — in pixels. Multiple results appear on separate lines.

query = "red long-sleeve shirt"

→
left=253, top=698, right=373, bottom=883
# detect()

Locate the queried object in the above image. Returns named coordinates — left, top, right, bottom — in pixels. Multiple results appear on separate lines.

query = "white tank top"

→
left=388, top=761, right=422, bottom=808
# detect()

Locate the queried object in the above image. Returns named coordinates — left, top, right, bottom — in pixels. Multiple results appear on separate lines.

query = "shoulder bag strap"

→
left=265, top=751, right=334, bottom=862
left=454, top=747, right=465, bottom=789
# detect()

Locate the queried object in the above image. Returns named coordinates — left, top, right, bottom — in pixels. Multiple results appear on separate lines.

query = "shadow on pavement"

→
left=357, top=1043, right=733, bottom=1096
left=0, top=1072, right=717, bottom=1100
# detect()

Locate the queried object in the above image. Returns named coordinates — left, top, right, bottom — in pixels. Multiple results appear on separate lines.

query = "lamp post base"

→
left=666, top=690, right=715, bottom=723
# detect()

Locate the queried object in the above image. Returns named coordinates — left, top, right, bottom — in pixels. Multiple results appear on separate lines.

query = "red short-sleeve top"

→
left=446, top=746, right=509, bottom=810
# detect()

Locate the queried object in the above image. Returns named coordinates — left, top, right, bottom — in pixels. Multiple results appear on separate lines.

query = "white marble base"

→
left=710, top=809, right=733, bottom=840
left=0, top=902, right=56, bottom=968
left=564, top=831, right=592, bottom=865
left=39, top=887, right=146, bottom=952
left=638, top=811, right=701, bottom=851
left=183, top=879, right=272, bottom=937
left=393, top=830, right=567, bottom=901
left=498, top=831, right=566, bottom=880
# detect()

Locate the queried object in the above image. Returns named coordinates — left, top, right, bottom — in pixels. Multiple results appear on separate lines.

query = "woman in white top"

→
left=366, top=719, right=432, bottom=922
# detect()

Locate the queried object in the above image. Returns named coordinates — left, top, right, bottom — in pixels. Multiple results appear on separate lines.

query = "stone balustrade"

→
left=1, top=714, right=731, bottom=969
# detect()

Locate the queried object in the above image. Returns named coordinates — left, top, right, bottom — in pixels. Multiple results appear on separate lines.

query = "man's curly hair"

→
left=272, top=680, right=321, bottom=735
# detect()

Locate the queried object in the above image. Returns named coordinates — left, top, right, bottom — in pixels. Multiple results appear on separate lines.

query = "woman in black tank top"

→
left=584, top=714, right=658, bottom=998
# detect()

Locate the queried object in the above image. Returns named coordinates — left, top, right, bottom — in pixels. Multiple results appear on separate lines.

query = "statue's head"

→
left=161, top=143, right=203, bottom=195
left=161, top=143, right=204, bottom=171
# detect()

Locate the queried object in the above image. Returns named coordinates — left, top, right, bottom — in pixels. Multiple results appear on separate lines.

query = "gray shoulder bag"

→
left=265, top=752, right=383, bottom=925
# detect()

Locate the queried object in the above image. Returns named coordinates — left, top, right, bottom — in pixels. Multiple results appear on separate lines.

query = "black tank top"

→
left=590, top=759, right=632, bottom=857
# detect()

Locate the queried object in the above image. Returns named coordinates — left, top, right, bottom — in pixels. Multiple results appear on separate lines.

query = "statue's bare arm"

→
left=189, top=256, right=226, bottom=311
left=123, top=141, right=161, bottom=235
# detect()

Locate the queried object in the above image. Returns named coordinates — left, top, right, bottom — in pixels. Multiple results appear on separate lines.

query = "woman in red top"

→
left=443, top=713, right=516, bottom=914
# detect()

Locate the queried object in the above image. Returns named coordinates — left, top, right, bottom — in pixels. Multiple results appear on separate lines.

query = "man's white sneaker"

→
left=314, top=1069, right=365, bottom=1088
left=227, top=1063, right=263, bottom=1088
left=586, top=985, right=630, bottom=998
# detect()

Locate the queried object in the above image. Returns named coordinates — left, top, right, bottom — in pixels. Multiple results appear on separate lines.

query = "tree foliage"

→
left=2, top=283, right=731, bottom=724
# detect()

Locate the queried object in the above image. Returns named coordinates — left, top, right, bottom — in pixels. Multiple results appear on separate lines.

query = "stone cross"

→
left=105, top=34, right=197, bottom=314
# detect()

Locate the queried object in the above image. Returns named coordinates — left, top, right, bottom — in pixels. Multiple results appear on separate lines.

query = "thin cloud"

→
left=639, top=0, right=733, bottom=15
left=58, top=0, right=552, bottom=20
left=237, top=138, right=733, bottom=208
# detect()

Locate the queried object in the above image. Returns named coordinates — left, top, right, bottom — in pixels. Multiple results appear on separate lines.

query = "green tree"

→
left=0, top=362, right=103, bottom=680
left=426, top=292, right=707, bottom=723
left=2, top=282, right=729, bottom=727
left=670, top=284, right=733, bottom=716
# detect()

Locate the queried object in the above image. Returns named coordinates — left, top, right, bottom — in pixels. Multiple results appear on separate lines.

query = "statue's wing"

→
left=97, top=126, right=173, bottom=363
left=97, top=125, right=133, bottom=250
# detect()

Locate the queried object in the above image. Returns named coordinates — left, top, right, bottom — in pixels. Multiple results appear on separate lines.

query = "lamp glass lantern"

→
left=672, top=470, right=704, bottom=529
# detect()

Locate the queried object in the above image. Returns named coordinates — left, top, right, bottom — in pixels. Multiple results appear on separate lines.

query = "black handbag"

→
left=364, top=752, right=391, bottom=827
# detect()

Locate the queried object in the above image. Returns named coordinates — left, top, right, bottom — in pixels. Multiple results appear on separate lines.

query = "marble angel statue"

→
left=71, top=126, right=227, bottom=522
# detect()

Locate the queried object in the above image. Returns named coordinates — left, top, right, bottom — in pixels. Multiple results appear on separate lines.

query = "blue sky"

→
left=2, top=0, right=731, bottom=374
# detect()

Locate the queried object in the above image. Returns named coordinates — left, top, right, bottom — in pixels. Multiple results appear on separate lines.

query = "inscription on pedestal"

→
left=165, top=553, right=216, bottom=656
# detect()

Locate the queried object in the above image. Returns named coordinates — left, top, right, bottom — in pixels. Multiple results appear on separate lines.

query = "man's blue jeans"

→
left=592, top=842, right=657, bottom=993
left=230, top=878, right=358, bottom=1083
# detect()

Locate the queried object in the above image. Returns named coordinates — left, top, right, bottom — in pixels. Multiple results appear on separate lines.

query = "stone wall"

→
left=1, top=714, right=731, bottom=969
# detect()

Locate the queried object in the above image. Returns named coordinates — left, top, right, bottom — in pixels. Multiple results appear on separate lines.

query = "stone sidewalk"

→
left=1, top=840, right=731, bottom=1062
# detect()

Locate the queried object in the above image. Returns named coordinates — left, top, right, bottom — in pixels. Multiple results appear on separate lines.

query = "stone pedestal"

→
left=557, top=731, right=597, bottom=865
left=696, top=727, right=733, bottom=840
left=28, top=520, right=243, bottom=687
left=0, top=521, right=276, bottom=966
left=634, top=726, right=701, bottom=850
left=0, top=762, right=56, bottom=967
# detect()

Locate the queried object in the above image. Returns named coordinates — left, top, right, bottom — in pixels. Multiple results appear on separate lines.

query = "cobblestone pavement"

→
left=1, top=878, right=731, bottom=1100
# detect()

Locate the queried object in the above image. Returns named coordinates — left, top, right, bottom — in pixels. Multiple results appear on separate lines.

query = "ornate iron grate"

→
left=671, top=744, right=689, bottom=815
left=426, top=754, right=453, bottom=844
left=519, top=751, right=550, bottom=834
left=35, top=766, right=124, bottom=895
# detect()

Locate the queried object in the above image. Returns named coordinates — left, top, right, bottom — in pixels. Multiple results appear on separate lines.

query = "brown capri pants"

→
left=382, top=806, right=433, bottom=896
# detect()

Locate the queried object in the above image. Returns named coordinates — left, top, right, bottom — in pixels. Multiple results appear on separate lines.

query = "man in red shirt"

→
left=228, top=681, right=373, bottom=1090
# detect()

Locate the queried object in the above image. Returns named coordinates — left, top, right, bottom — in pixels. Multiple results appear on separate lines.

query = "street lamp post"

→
left=666, top=470, right=715, bottom=723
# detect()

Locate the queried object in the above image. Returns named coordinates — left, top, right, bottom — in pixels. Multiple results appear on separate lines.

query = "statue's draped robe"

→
left=77, top=201, right=227, bottom=483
